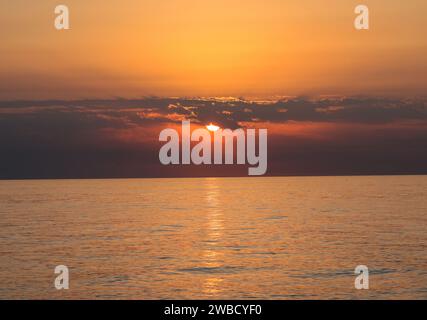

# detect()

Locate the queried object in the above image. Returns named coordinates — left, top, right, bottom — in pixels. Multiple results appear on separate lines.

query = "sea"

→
left=0, top=176, right=426, bottom=299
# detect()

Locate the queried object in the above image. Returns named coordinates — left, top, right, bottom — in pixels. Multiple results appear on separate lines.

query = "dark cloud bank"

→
left=0, top=97, right=426, bottom=179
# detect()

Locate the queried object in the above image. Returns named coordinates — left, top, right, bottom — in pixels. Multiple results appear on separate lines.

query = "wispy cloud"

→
left=1, top=97, right=426, bottom=129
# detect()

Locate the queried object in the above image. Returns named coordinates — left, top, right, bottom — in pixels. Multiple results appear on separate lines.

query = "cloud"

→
left=0, top=96, right=427, bottom=178
left=1, top=97, right=426, bottom=129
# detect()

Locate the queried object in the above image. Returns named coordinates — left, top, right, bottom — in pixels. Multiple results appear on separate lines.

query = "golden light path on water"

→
left=202, top=178, right=224, bottom=296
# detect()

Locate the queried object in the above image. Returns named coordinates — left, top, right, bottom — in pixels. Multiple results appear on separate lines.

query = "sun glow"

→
left=206, top=124, right=220, bottom=132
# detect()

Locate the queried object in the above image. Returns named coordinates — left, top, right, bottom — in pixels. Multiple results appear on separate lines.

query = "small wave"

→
left=178, top=266, right=244, bottom=274
left=264, top=215, right=288, bottom=220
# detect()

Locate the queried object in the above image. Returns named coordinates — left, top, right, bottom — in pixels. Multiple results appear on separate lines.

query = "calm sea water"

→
left=0, top=176, right=426, bottom=299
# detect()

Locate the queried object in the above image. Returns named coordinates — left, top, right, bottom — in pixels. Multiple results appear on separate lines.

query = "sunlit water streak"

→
left=0, top=176, right=426, bottom=299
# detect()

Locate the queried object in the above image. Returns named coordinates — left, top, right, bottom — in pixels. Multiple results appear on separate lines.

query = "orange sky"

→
left=1, top=0, right=426, bottom=99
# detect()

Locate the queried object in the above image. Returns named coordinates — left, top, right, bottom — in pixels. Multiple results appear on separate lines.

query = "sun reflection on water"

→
left=202, top=178, right=224, bottom=296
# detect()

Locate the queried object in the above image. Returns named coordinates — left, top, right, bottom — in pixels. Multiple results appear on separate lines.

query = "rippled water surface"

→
left=0, top=176, right=426, bottom=299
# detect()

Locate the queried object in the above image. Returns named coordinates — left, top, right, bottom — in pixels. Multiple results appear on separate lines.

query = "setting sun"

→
left=206, top=124, right=220, bottom=132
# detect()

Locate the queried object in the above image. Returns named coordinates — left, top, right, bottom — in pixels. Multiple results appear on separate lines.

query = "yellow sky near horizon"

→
left=1, top=0, right=426, bottom=99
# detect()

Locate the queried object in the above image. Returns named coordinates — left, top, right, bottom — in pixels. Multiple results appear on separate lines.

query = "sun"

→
left=206, top=123, right=220, bottom=132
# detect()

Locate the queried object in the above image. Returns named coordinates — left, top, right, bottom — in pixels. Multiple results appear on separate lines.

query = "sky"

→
left=1, top=0, right=427, bottom=99
left=0, top=1, right=426, bottom=178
